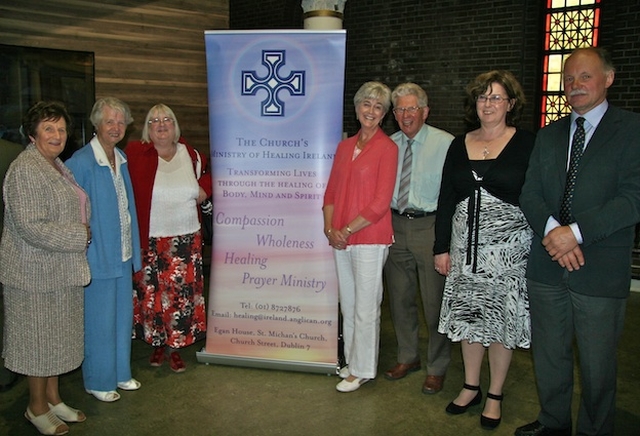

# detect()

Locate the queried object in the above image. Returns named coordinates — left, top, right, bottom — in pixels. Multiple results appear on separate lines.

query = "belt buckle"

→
left=404, top=209, right=417, bottom=219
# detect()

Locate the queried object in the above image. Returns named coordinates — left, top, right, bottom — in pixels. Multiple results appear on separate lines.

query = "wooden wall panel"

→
left=0, top=0, right=228, bottom=153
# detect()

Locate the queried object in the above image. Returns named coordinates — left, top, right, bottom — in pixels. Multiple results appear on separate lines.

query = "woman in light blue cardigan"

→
left=66, top=98, right=142, bottom=403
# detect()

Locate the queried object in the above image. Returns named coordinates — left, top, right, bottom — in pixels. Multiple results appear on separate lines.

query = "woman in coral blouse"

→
left=323, top=81, right=398, bottom=393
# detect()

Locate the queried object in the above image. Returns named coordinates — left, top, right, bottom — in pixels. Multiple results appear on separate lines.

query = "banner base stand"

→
left=196, top=349, right=337, bottom=375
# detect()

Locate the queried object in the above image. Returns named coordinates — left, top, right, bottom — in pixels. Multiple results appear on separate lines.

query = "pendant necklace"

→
left=482, top=146, right=490, bottom=159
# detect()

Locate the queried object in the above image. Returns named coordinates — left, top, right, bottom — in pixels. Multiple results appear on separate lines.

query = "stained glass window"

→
left=540, top=0, right=601, bottom=126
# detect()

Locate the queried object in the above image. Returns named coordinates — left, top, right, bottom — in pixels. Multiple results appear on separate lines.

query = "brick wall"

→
left=230, top=0, right=303, bottom=30
left=230, top=0, right=639, bottom=137
left=599, top=1, right=640, bottom=114
left=341, top=0, right=541, bottom=136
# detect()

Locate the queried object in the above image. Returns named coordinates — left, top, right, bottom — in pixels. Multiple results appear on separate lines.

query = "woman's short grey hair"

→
left=89, top=97, right=133, bottom=128
left=141, top=103, right=181, bottom=144
left=353, top=81, right=392, bottom=114
left=392, top=83, right=429, bottom=108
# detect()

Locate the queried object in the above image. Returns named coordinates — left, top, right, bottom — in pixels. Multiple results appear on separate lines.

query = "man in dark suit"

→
left=517, top=47, right=640, bottom=436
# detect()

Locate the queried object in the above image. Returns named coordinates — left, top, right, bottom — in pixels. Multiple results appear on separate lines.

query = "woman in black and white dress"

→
left=434, top=70, right=534, bottom=430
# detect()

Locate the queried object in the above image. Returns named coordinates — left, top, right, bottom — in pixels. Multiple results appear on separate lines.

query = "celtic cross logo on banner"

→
left=241, top=50, right=305, bottom=117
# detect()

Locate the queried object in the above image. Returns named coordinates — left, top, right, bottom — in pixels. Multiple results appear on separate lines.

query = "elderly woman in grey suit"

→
left=0, top=101, right=91, bottom=435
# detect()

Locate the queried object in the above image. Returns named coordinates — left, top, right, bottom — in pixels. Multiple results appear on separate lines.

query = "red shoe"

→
left=169, top=352, right=186, bottom=373
left=150, top=347, right=165, bottom=367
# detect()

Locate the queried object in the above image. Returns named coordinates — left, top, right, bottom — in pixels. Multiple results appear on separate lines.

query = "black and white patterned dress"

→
left=434, top=130, right=535, bottom=349
left=438, top=184, right=532, bottom=349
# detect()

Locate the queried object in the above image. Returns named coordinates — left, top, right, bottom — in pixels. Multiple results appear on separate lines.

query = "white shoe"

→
left=336, top=377, right=370, bottom=393
left=48, top=402, right=86, bottom=423
left=338, top=366, right=350, bottom=379
left=117, top=378, right=141, bottom=391
left=86, top=389, right=121, bottom=402
left=25, top=407, right=69, bottom=435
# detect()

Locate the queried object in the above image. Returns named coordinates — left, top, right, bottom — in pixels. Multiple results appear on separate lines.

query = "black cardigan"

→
left=434, top=129, right=535, bottom=256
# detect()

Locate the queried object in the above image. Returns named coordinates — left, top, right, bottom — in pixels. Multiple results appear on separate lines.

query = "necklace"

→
left=101, top=143, right=118, bottom=171
left=478, top=127, right=509, bottom=160
left=356, top=136, right=370, bottom=149
left=482, top=146, right=490, bottom=160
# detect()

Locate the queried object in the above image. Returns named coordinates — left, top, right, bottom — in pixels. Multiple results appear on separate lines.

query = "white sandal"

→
left=48, top=402, right=86, bottom=423
left=25, top=407, right=69, bottom=435
left=117, top=378, right=141, bottom=391
left=85, top=389, right=121, bottom=402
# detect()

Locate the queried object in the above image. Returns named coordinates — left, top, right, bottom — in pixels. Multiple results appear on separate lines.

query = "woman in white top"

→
left=125, top=104, right=212, bottom=373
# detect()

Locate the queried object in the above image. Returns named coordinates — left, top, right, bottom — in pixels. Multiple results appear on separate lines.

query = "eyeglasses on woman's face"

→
left=476, top=95, right=510, bottom=104
left=148, top=117, right=174, bottom=125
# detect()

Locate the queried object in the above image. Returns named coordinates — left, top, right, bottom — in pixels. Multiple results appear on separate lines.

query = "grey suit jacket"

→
left=520, top=104, right=640, bottom=298
left=0, top=145, right=91, bottom=292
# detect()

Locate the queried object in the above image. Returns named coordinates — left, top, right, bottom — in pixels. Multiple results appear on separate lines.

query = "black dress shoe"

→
left=480, top=392, right=503, bottom=430
left=514, top=420, right=572, bottom=436
left=445, top=383, right=482, bottom=415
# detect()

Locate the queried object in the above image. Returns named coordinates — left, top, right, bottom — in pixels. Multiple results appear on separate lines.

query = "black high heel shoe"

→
left=480, top=392, right=503, bottom=430
left=445, top=383, right=482, bottom=415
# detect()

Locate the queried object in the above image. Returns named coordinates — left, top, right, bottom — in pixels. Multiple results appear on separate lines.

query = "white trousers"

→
left=334, top=244, right=389, bottom=379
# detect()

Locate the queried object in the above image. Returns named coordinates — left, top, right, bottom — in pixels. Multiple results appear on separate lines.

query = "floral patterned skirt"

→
left=133, top=231, right=206, bottom=348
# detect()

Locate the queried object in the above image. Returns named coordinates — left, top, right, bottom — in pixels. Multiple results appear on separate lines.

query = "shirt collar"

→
left=90, top=136, right=126, bottom=167
left=401, top=124, right=428, bottom=146
left=572, top=99, right=608, bottom=129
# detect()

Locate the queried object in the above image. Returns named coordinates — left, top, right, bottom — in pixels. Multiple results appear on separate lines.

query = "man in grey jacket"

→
left=517, top=47, right=640, bottom=436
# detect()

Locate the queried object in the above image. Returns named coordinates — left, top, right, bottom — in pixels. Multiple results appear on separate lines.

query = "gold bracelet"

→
left=346, top=225, right=352, bottom=234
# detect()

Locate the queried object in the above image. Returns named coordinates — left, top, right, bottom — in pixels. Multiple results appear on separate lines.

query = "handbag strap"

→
left=194, top=150, right=202, bottom=179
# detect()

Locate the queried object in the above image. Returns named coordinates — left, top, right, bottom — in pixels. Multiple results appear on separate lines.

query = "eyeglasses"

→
left=393, top=106, right=422, bottom=115
left=476, top=95, right=510, bottom=104
left=148, top=117, right=174, bottom=125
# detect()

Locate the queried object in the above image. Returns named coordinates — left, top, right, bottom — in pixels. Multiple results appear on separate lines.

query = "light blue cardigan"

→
left=66, top=141, right=142, bottom=279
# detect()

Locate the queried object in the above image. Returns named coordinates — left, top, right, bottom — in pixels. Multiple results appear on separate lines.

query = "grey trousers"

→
left=384, top=214, right=451, bottom=375
left=528, top=278, right=626, bottom=435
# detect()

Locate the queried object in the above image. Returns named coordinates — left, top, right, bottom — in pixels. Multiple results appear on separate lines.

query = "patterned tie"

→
left=397, top=138, right=414, bottom=213
left=559, top=117, right=586, bottom=225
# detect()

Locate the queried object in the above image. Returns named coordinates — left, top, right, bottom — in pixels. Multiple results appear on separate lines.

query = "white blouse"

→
left=149, top=143, right=200, bottom=237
